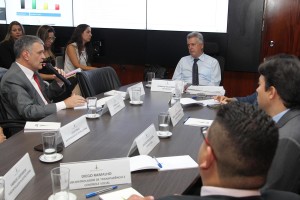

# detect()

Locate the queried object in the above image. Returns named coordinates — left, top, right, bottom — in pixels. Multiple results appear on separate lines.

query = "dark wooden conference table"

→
left=0, top=83, right=217, bottom=200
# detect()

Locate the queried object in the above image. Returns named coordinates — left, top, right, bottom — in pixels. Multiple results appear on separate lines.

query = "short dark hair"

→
left=208, top=102, right=278, bottom=188
left=14, top=35, right=44, bottom=58
left=258, top=54, right=300, bottom=109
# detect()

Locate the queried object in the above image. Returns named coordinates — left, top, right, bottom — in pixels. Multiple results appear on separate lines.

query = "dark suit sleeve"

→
left=263, top=138, right=300, bottom=193
left=235, top=92, right=257, bottom=105
left=262, top=189, right=300, bottom=200
left=1, top=66, right=59, bottom=121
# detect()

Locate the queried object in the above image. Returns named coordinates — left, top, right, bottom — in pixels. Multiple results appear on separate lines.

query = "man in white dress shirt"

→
left=0, top=35, right=85, bottom=122
left=172, top=32, right=221, bottom=86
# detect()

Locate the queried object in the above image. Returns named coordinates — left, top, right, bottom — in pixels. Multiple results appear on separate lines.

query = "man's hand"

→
left=128, top=194, right=154, bottom=200
left=53, top=67, right=66, bottom=84
left=214, top=95, right=236, bottom=104
left=0, top=127, right=6, bottom=143
left=64, top=93, right=86, bottom=108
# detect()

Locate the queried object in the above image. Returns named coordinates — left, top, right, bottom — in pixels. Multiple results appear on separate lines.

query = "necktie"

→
left=192, top=58, right=199, bottom=85
left=33, top=73, right=42, bottom=91
left=33, top=73, right=50, bottom=103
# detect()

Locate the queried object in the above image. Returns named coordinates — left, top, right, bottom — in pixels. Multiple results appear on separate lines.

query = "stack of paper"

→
left=130, top=155, right=198, bottom=172
left=186, top=86, right=225, bottom=96
left=184, top=118, right=213, bottom=127
left=65, top=68, right=82, bottom=78
left=24, top=121, right=61, bottom=133
left=104, top=90, right=129, bottom=99
left=99, top=187, right=143, bottom=200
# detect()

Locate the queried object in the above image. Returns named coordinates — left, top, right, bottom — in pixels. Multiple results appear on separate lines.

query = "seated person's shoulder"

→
left=262, top=189, right=300, bottom=200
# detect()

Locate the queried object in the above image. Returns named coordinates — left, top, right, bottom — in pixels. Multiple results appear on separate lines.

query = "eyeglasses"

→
left=47, top=36, right=56, bottom=41
left=200, top=126, right=217, bottom=160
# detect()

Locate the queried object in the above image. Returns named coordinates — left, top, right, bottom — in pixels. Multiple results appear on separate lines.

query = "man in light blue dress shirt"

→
left=172, top=32, right=221, bottom=86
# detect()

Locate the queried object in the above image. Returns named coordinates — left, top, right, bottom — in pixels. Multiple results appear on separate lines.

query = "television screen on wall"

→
left=6, top=0, right=73, bottom=26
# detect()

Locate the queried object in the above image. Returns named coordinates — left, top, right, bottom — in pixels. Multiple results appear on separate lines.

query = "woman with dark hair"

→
left=0, top=21, right=25, bottom=69
left=64, top=24, right=96, bottom=73
left=36, top=25, right=57, bottom=81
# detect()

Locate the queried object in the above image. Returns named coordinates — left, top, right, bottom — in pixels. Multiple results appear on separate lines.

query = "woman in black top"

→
left=36, top=25, right=57, bottom=81
left=0, top=21, right=25, bottom=69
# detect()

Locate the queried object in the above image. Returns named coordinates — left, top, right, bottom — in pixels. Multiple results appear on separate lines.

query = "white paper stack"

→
left=99, top=187, right=143, bottom=200
left=129, top=155, right=198, bottom=172
left=180, top=98, right=220, bottom=106
left=24, top=121, right=61, bottom=133
left=186, top=85, right=225, bottom=96
left=104, top=90, right=129, bottom=99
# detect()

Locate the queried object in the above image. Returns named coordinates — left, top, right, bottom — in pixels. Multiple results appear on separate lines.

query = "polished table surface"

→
left=0, top=83, right=216, bottom=200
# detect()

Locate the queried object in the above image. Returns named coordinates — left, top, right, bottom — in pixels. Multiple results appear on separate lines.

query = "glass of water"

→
left=158, top=112, right=170, bottom=134
left=86, top=97, right=99, bottom=118
left=42, top=132, right=57, bottom=161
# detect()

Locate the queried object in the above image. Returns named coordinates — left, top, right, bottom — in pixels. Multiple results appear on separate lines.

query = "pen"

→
left=153, top=156, right=163, bottom=168
left=183, top=116, right=190, bottom=124
left=85, top=185, right=118, bottom=198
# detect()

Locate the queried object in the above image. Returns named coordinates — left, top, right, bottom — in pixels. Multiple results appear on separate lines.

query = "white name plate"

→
left=60, top=158, right=131, bottom=190
left=168, top=102, right=184, bottom=126
left=151, top=79, right=175, bottom=93
left=60, top=116, right=90, bottom=147
left=135, top=124, right=160, bottom=155
left=106, top=94, right=125, bottom=116
left=4, top=153, right=35, bottom=200
left=127, top=82, right=145, bottom=100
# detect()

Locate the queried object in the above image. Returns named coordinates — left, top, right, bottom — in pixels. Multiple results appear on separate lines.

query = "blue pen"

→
left=85, top=185, right=118, bottom=198
left=153, top=156, right=163, bottom=168
left=183, top=116, right=190, bottom=124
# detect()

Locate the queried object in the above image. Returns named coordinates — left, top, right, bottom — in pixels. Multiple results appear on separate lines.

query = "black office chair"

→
left=144, top=64, right=167, bottom=80
left=76, top=66, right=121, bottom=98
left=204, top=42, right=225, bottom=86
left=0, top=67, right=26, bottom=138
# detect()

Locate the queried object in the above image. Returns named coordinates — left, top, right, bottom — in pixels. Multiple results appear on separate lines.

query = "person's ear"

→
left=199, top=146, right=215, bottom=170
left=268, top=86, right=277, bottom=100
left=22, top=50, right=30, bottom=61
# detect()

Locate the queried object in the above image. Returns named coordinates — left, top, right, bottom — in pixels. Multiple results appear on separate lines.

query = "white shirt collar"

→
left=272, top=109, right=290, bottom=123
left=16, top=62, right=35, bottom=79
left=201, top=186, right=261, bottom=197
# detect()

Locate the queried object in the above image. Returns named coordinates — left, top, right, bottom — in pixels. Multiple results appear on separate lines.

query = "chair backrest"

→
left=144, top=64, right=167, bottom=80
left=0, top=67, right=8, bottom=121
left=204, top=42, right=225, bottom=85
left=77, top=67, right=121, bottom=98
left=55, top=56, right=64, bottom=69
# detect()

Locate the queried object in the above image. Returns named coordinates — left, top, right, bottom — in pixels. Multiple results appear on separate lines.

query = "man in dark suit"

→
left=256, top=55, right=300, bottom=194
left=0, top=35, right=85, bottom=121
left=128, top=103, right=300, bottom=200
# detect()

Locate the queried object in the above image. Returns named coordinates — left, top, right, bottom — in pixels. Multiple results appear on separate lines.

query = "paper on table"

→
left=186, top=85, right=225, bottom=95
left=99, top=187, right=143, bottom=200
left=130, top=155, right=160, bottom=172
left=198, top=99, right=220, bottom=106
left=24, top=121, right=61, bottom=133
left=130, top=155, right=198, bottom=172
left=157, top=155, right=198, bottom=171
left=104, top=90, right=129, bottom=99
left=74, top=96, right=114, bottom=109
left=180, top=98, right=203, bottom=106
left=184, top=118, right=213, bottom=127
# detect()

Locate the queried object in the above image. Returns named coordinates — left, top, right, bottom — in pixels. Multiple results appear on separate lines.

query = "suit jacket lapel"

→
left=276, top=109, right=300, bottom=128
left=13, top=64, right=47, bottom=105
